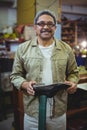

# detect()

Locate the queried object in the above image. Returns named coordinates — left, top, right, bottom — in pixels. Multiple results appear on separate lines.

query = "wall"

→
left=0, top=7, right=16, bottom=31
left=17, top=0, right=35, bottom=25
left=17, top=0, right=61, bottom=25
left=62, top=5, right=87, bottom=20
left=0, top=2, right=87, bottom=30
left=36, top=0, right=61, bottom=22
left=62, top=5, right=87, bottom=15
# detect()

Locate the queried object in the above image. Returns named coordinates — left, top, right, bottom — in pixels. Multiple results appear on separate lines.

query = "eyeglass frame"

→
left=36, top=21, right=56, bottom=28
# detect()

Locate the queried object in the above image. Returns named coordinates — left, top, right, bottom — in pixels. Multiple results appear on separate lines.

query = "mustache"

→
left=40, top=29, right=52, bottom=33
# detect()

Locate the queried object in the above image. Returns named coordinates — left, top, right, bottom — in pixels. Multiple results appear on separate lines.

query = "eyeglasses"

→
left=36, top=21, right=55, bottom=28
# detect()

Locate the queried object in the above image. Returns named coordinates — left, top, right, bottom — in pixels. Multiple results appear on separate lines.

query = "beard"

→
left=39, top=29, right=54, bottom=41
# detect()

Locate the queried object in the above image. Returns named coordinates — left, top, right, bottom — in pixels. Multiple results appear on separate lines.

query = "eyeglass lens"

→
left=36, top=21, right=55, bottom=28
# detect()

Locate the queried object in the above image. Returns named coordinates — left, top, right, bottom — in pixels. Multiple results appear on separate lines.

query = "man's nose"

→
left=43, top=24, right=49, bottom=28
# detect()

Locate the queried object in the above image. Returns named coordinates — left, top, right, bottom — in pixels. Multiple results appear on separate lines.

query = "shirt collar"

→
left=31, top=36, right=62, bottom=50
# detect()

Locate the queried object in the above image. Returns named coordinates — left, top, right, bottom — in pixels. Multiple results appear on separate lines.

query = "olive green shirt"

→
left=10, top=37, right=79, bottom=119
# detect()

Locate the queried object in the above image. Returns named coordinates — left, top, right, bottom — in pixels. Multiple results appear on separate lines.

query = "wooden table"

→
left=67, top=74, right=87, bottom=130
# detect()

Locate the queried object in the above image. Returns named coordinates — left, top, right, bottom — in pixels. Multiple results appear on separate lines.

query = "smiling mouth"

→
left=41, top=28, right=52, bottom=32
left=41, top=30, right=52, bottom=34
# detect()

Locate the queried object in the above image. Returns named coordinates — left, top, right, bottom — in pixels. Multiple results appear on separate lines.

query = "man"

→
left=10, top=10, right=79, bottom=130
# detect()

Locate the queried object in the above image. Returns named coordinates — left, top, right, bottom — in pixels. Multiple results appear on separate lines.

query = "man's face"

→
left=34, top=14, right=56, bottom=41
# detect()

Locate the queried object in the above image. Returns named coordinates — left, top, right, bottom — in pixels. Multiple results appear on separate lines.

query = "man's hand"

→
left=21, top=80, right=36, bottom=95
left=65, top=81, right=77, bottom=94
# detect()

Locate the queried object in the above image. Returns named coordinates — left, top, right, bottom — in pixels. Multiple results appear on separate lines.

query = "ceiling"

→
left=62, top=0, right=87, bottom=7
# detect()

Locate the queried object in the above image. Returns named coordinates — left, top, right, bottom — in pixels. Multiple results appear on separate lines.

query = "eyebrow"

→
left=37, top=20, right=55, bottom=23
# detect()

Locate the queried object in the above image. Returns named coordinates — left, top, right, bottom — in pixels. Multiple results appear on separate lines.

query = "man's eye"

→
left=48, top=23, right=54, bottom=26
left=37, top=22, right=45, bottom=26
left=47, top=22, right=55, bottom=26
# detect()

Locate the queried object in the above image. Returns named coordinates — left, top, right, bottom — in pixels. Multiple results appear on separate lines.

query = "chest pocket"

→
left=53, top=58, right=67, bottom=81
left=58, top=59, right=67, bottom=72
left=23, top=57, right=43, bottom=82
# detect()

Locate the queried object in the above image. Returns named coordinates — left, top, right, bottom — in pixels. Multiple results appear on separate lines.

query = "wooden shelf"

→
left=61, top=21, right=76, bottom=46
left=61, top=19, right=87, bottom=48
left=79, top=74, right=87, bottom=84
left=67, top=106, right=87, bottom=118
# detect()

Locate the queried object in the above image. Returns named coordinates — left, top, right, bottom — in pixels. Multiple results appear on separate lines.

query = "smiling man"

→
left=10, top=10, right=79, bottom=130
left=34, top=12, right=56, bottom=42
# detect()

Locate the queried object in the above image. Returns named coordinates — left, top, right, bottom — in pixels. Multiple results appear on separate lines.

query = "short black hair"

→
left=34, top=10, right=57, bottom=25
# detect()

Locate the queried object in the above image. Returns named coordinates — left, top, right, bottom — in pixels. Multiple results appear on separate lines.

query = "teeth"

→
left=42, top=31, right=50, bottom=33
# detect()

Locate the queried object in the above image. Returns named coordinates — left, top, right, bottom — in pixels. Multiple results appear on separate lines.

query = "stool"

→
left=67, top=118, right=87, bottom=130
left=33, top=83, right=70, bottom=130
